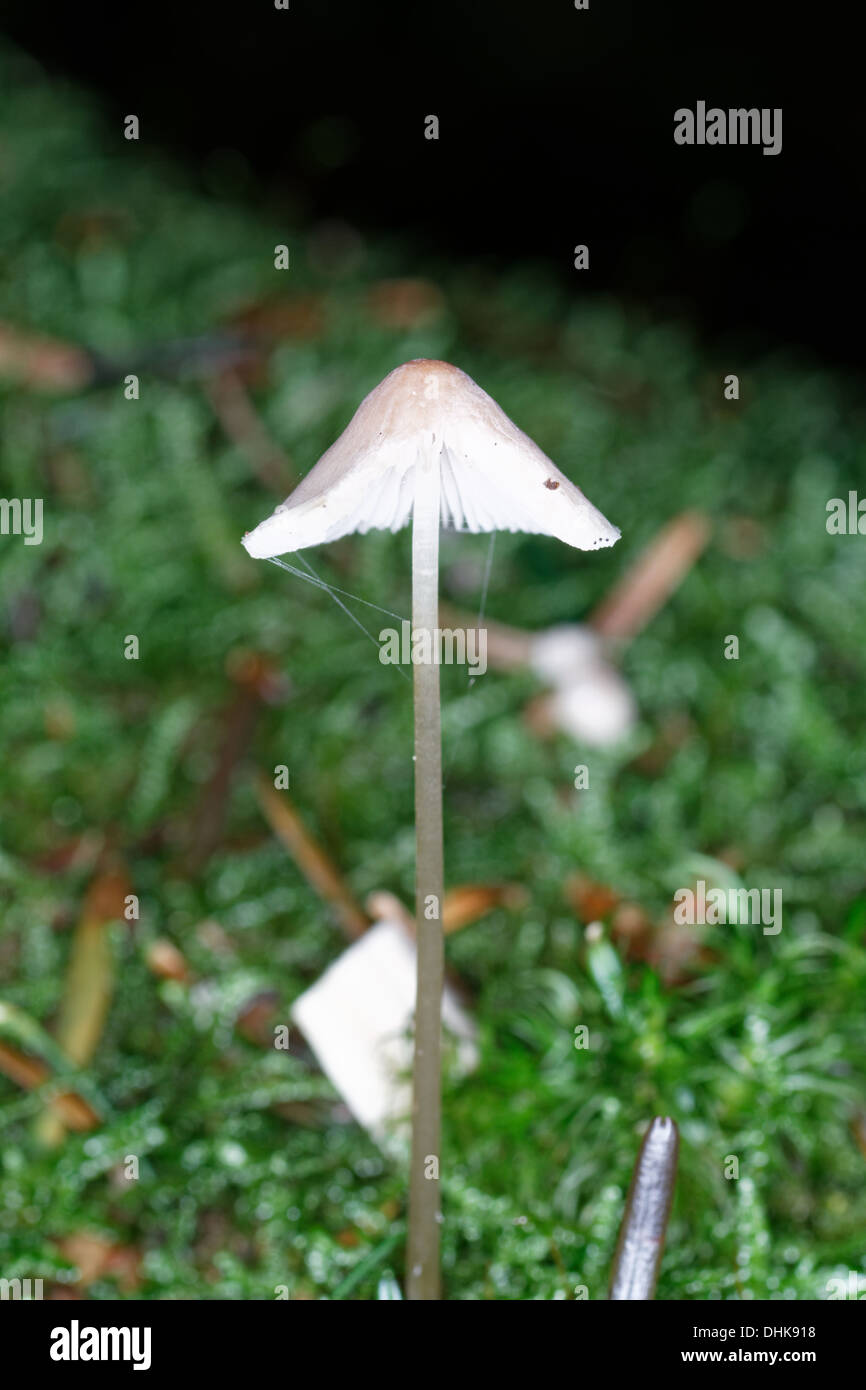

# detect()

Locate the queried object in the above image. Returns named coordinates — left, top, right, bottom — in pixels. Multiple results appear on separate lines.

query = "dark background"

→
left=3, top=0, right=861, bottom=367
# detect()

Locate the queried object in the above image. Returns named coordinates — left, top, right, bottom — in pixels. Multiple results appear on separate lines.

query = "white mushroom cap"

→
left=242, top=359, right=620, bottom=557
left=526, top=624, right=636, bottom=746
left=547, top=665, right=637, bottom=747
left=528, top=624, right=603, bottom=685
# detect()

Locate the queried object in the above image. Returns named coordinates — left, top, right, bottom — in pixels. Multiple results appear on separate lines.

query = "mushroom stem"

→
left=406, top=447, right=444, bottom=1301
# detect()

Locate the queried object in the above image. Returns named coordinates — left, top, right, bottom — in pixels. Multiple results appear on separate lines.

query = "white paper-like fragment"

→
left=291, top=919, right=477, bottom=1142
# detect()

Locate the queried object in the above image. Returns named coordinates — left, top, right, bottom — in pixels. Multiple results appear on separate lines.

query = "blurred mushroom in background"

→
left=444, top=510, right=709, bottom=748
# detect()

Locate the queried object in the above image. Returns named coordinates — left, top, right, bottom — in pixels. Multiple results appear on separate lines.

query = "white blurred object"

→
left=546, top=665, right=637, bottom=746
left=291, top=919, right=477, bottom=1143
left=377, top=1274, right=403, bottom=1300
left=442, top=512, right=711, bottom=750
left=528, top=624, right=603, bottom=684
left=528, top=624, right=637, bottom=747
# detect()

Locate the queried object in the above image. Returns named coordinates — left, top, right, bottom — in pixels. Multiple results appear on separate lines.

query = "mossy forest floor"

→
left=1, top=43, right=865, bottom=1298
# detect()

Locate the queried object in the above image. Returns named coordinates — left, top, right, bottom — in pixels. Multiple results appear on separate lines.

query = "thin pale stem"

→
left=406, top=448, right=444, bottom=1301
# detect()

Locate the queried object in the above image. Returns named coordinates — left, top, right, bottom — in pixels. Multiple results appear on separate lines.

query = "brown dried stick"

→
left=255, top=774, right=369, bottom=941
left=589, top=511, right=710, bottom=642
left=0, top=1043, right=99, bottom=1131
left=203, top=370, right=296, bottom=495
left=0, top=322, right=93, bottom=390
left=437, top=602, right=533, bottom=671
left=440, top=511, right=711, bottom=665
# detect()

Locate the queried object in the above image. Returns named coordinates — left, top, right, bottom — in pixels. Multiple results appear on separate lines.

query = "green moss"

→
left=1, top=42, right=865, bottom=1299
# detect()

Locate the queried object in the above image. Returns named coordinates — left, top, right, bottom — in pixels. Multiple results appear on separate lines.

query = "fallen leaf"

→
left=57, top=1232, right=140, bottom=1292
left=443, top=883, right=526, bottom=933
left=0, top=322, right=92, bottom=390
left=566, top=874, right=621, bottom=924
left=0, top=1042, right=98, bottom=1130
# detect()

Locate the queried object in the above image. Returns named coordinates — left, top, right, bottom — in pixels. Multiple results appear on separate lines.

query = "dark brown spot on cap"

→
left=544, top=479, right=560, bottom=490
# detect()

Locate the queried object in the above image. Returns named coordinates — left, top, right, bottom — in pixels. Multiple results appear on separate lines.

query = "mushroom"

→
left=527, top=624, right=637, bottom=745
left=241, top=359, right=619, bottom=1298
left=442, top=512, right=710, bottom=748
